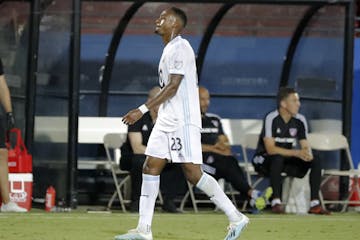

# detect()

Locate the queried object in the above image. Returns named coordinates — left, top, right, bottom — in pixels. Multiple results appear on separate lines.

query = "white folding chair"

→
left=104, top=133, right=131, bottom=212
left=309, top=119, right=342, bottom=134
left=307, top=132, right=360, bottom=212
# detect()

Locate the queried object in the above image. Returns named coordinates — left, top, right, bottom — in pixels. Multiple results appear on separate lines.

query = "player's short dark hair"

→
left=277, top=87, right=297, bottom=108
left=170, top=7, right=187, bottom=28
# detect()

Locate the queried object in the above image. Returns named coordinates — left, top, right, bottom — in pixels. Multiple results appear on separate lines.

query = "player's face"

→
left=283, top=93, right=301, bottom=116
left=155, top=10, right=175, bottom=35
left=199, top=89, right=210, bottom=114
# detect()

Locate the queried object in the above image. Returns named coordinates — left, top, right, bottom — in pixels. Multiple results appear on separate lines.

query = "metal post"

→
left=67, top=0, right=81, bottom=208
left=339, top=1, right=355, bottom=202
left=25, top=0, right=41, bottom=152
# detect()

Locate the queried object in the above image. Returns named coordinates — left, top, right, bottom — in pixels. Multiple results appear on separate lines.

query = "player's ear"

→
left=280, top=100, right=286, bottom=109
left=169, top=15, right=177, bottom=27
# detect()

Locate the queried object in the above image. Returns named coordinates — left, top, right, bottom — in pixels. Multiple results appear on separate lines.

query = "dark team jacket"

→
left=0, top=59, right=3, bottom=75
left=201, top=113, right=224, bottom=145
left=120, top=112, right=154, bottom=170
left=255, top=109, right=308, bottom=156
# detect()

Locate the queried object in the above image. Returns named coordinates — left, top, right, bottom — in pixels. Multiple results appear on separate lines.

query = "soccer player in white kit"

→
left=116, top=7, right=249, bottom=240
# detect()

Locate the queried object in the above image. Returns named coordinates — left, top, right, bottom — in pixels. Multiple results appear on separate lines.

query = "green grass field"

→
left=0, top=210, right=359, bottom=240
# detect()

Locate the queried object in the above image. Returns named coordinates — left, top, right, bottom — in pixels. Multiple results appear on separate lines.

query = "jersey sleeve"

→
left=128, top=119, right=142, bottom=133
left=298, top=119, right=308, bottom=140
left=168, top=46, right=186, bottom=75
left=264, top=115, right=274, bottom=138
left=296, top=114, right=308, bottom=140
left=298, top=122, right=306, bottom=140
left=217, top=118, right=224, bottom=135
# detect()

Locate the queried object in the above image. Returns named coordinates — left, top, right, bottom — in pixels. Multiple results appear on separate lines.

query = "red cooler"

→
left=3, top=128, right=33, bottom=211
left=7, top=173, right=33, bottom=211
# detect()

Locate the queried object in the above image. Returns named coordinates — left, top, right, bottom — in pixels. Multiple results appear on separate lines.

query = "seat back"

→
left=103, top=133, right=127, bottom=166
left=309, top=119, right=342, bottom=134
left=307, top=132, right=354, bottom=170
left=243, top=133, right=260, bottom=150
left=221, top=119, right=262, bottom=146
left=307, top=133, right=348, bottom=151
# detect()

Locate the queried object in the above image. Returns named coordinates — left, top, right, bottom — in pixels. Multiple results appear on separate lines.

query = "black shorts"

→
left=252, top=154, right=311, bottom=178
left=0, top=117, right=5, bottom=148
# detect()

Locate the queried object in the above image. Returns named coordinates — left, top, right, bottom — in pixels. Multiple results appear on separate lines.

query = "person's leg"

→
left=308, top=157, right=321, bottom=201
left=160, top=163, right=186, bottom=212
left=0, top=149, right=26, bottom=212
left=182, top=163, right=246, bottom=222
left=0, top=148, right=10, bottom=203
left=207, top=153, right=252, bottom=196
left=129, top=154, right=146, bottom=211
left=282, top=157, right=330, bottom=214
left=137, top=156, right=167, bottom=233
left=269, top=155, right=285, bottom=201
left=307, top=157, right=329, bottom=214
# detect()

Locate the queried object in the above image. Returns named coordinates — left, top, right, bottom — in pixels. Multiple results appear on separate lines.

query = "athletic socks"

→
left=137, top=174, right=160, bottom=233
left=196, top=172, right=244, bottom=223
left=310, top=199, right=320, bottom=208
left=271, top=198, right=282, bottom=207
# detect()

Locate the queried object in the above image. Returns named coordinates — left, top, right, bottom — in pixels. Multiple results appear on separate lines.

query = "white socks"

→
left=196, top=173, right=243, bottom=223
left=271, top=198, right=282, bottom=207
left=310, top=199, right=320, bottom=208
left=137, top=174, right=160, bottom=233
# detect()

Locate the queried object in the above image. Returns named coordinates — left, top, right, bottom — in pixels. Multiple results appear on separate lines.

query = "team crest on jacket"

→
left=289, top=128, right=297, bottom=137
left=211, top=120, right=219, bottom=127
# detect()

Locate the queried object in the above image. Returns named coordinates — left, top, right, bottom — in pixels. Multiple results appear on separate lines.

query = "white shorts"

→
left=145, top=124, right=203, bottom=164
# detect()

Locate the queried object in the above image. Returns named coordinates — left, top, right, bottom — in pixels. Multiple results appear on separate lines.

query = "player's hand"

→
left=296, top=148, right=313, bottom=162
left=6, top=112, right=15, bottom=130
left=122, top=109, right=143, bottom=125
left=214, top=142, right=232, bottom=156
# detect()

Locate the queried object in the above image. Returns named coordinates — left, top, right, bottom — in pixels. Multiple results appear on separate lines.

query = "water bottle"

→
left=45, top=186, right=56, bottom=212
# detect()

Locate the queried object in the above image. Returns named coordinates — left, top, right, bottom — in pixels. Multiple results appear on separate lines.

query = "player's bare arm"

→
left=201, top=134, right=231, bottom=156
left=128, top=132, right=146, bottom=154
left=264, top=137, right=312, bottom=161
left=122, top=74, right=183, bottom=125
left=0, top=75, right=12, bottom=113
left=299, top=139, right=313, bottom=161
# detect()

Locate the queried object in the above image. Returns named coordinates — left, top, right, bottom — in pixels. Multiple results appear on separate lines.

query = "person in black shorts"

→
left=199, top=86, right=272, bottom=212
left=120, top=86, right=186, bottom=213
left=252, top=87, right=330, bottom=214
left=0, top=58, right=27, bottom=212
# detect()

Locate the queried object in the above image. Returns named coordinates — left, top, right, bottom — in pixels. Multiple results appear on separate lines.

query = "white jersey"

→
left=156, top=36, right=201, bottom=132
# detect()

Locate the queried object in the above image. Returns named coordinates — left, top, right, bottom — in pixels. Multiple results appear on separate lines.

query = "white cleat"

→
left=1, top=202, right=27, bottom=212
left=114, top=228, right=153, bottom=240
left=224, top=215, right=249, bottom=240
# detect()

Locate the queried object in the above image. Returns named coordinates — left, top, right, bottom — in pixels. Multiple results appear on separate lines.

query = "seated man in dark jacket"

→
left=120, top=87, right=186, bottom=213
left=252, top=87, right=330, bottom=214
left=199, top=86, right=271, bottom=212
